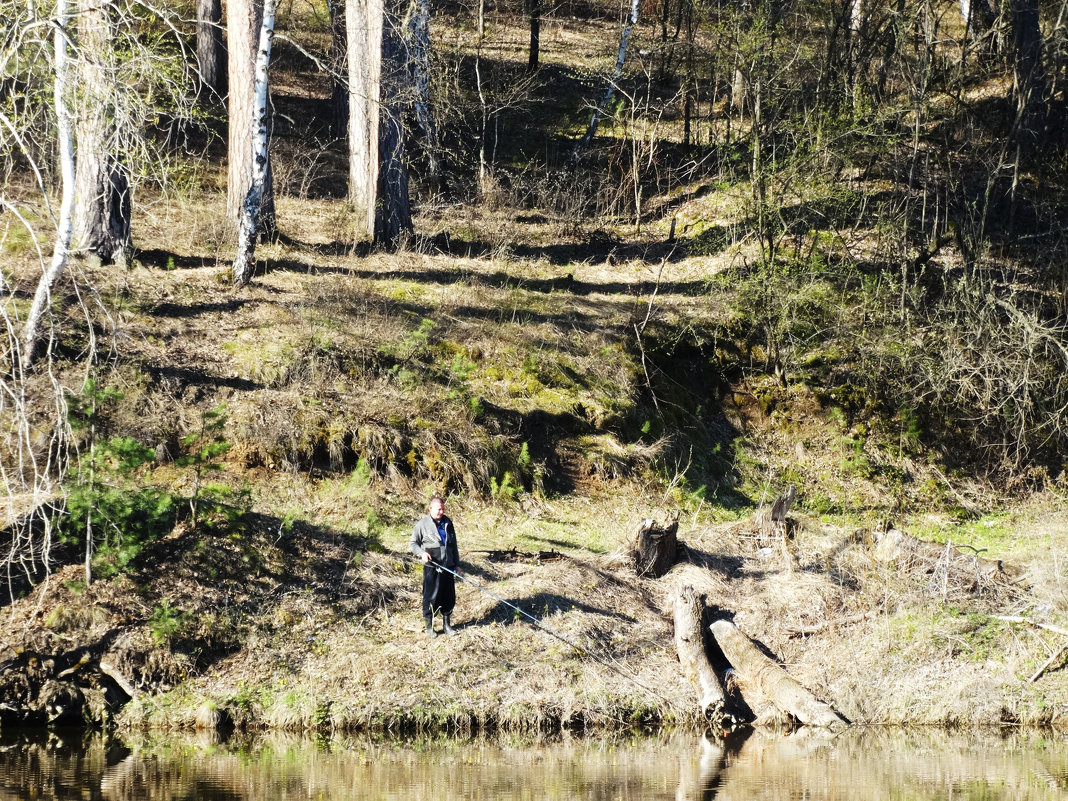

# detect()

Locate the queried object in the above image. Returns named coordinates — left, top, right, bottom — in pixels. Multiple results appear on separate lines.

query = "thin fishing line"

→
left=425, top=558, right=675, bottom=707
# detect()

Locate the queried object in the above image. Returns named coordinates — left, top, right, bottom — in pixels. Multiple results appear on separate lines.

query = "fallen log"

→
left=634, top=518, right=678, bottom=578
left=1029, top=640, right=1068, bottom=684
left=99, top=659, right=139, bottom=699
left=710, top=619, right=847, bottom=729
left=785, top=611, right=878, bottom=638
left=874, top=530, right=1026, bottom=586
left=992, top=616, right=1068, bottom=637
left=674, top=585, right=728, bottom=724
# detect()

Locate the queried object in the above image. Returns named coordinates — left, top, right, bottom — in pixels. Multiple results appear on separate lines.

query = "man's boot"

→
left=442, top=614, right=456, bottom=635
left=424, top=613, right=437, bottom=638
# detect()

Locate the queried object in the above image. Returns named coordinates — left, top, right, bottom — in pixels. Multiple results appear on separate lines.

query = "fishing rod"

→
left=425, top=558, right=673, bottom=706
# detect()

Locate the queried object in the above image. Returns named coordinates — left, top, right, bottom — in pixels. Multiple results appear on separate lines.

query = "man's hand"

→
left=422, top=552, right=432, bottom=564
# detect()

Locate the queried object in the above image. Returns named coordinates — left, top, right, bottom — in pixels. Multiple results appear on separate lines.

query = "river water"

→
left=2, top=727, right=1067, bottom=800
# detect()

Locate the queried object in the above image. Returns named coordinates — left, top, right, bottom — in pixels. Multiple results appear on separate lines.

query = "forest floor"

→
left=5, top=5, right=1068, bottom=735
left=3, top=195, right=1068, bottom=733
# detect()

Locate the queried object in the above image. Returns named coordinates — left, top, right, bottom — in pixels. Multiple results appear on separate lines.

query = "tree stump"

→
left=769, top=484, right=797, bottom=524
left=634, top=518, right=678, bottom=578
left=674, top=585, right=728, bottom=725
left=755, top=485, right=799, bottom=569
left=710, top=619, right=847, bottom=729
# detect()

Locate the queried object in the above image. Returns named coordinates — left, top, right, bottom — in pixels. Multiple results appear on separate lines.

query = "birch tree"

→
left=21, top=0, right=77, bottom=368
left=227, top=0, right=277, bottom=235
left=233, top=0, right=279, bottom=286
left=574, top=0, right=641, bottom=154
left=12, top=0, right=194, bottom=364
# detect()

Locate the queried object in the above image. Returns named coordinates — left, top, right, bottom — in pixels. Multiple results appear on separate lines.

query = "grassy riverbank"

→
left=5, top=478, right=1068, bottom=732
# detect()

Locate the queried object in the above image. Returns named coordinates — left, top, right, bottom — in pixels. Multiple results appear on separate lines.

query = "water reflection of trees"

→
left=3, top=729, right=1067, bottom=801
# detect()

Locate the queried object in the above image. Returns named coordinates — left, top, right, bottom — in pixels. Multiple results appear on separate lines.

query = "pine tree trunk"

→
left=347, top=0, right=382, bottom=237
left=227, top=0, right=276, bottom=235
left=527, top=0, right=541, bottom=73
left=408, top=0, right=442, bottom=186
left=22, top=0, right=76, bottom=367
left=73, top=0, right=131, bottom=267
left=960, top=0, right=998, bottom=39
left=375, top=6, right=412, bottom=247
left=1012, top=0, right=1047, bottom=159
left=197, top=0, right=225, bottom=97
left=346, top=0, right=412, bottom=246
left=328, top=0, right=348, bottom=138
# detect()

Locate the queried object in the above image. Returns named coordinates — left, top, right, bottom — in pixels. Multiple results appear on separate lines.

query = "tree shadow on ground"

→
left=334, top=261, right=711, bottom=298
left=143, top=364, right=262, bottom=393
left=679, top=546, right=749, bottom=580
left=148, top=299, right=249, bottom=318
left=136, top=249, right=218, bottom=271
left=462, top=590, right=634, bottom=629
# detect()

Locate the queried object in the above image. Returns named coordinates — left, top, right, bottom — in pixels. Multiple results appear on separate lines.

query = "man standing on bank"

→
left=410, top=496, right=461, bottom=638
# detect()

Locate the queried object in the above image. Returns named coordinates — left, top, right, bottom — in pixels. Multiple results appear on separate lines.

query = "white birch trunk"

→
left=226, top=0, right=276, bottom=233
left=849, top=0, right=864, bottom=33
left=232, top=0, right=277, bottom=286
left=575, top=0, right=641, bottom=153
left=22, top=0, right=76, bottom=368
left=475, top=0, right=491, bottom=194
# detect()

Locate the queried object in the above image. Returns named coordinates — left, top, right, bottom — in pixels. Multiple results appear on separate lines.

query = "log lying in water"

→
left=710, top=619, right=847, bottom=729
left=674, top=585, right=728, bottom=724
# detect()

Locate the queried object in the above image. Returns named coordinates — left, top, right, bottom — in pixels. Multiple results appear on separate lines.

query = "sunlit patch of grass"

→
left=914, top=511, right=1035, bottom=559
left=0, top=214, right=40, bottom=256
left=222, top=336, right=300, bottom=386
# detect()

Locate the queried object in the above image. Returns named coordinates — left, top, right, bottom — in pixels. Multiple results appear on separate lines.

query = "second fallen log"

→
left=710, top=619, right=847, bottom=729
